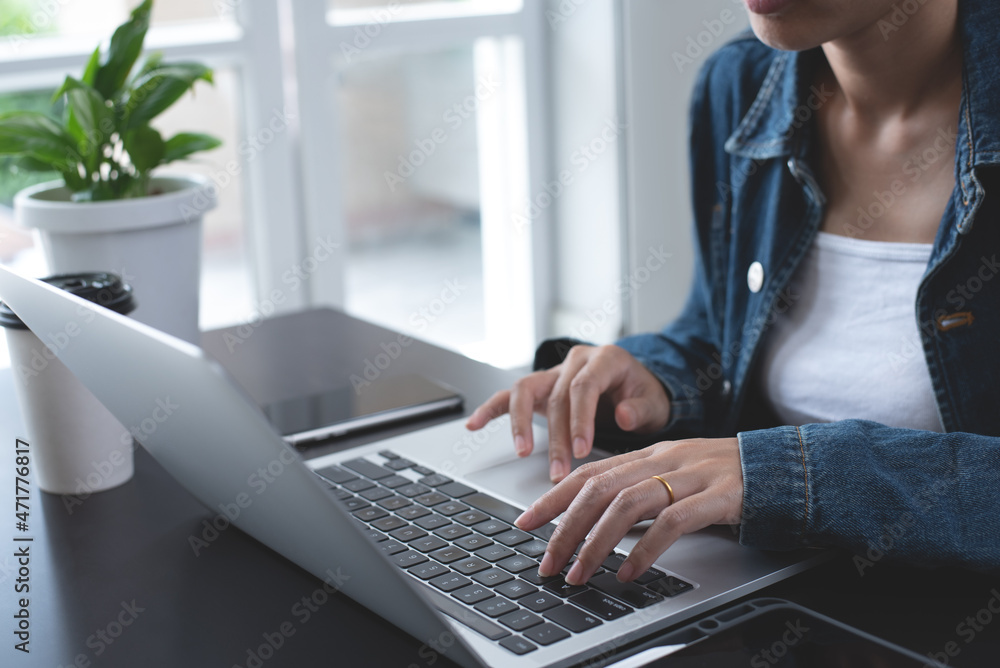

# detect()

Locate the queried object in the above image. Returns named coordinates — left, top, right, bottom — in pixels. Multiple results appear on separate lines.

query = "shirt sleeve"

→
left=738, top=420, right=1000, bottom=572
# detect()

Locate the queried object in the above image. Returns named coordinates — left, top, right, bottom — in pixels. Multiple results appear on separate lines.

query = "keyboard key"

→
left=332, top=488, right=353, bottom=500
left=453, top=557, right=492, bottom=575
left=475, top=544, right=516, bottom=563
left=520, top=567, right=559, bottom=587
left=435, top=501, right=470, bottom=516
left=343, top=458, right=394, bottom=480
left=602, top=553, right=627, bottom=572
left=341, top=497, right=368, bottom=512
left=472, top=519, right=510, bottom=536
left=362, top=529, right=386, bottom=542
left=589, top=572, right=663, bottom=608
left=378, top=540, right=407, bottom=556
left=529, top=523, right=557, bottom=541
left=315, top=465, right=357, bottom=485
left=430, top=547, right=469, bottom=564
left=543, top=578, right=588, bottom=598
left=516, top=539, right=548, bottom=558
left=409, top=561, right=450, bottom=581
left=494, top=529, right=532, bottom=547
left=371, top=516, right=408, bottom=532
left=430, top=572, right=471, bottom=592
left=634, top=566, right=667, bottom=586
left=415, top=492, right=450, bottom=507
left=454, top=534, right=493, bottom=551
left=439, top=481, right=477, bottom=498
left=384, top=458, right=416, bottom=471
left=418, top=473, right=452, bottom=487
left=434, top=524, right=472, bottom=541
left=359, top=487, right=393, bottom=502
left=499, top=636, right=537, bottom=656
left=391, top=550, right=428, bottom=568
left=352, top=507, right=388, bottom=522
left=414, top=514, right=452, bottom=531
left=377, top=496, right=412, bottom=511
left=463, top=492, right=524, bottom=524
left=455, top=511, right=491, bottom=526
left=544, top=604, right=603, bottom=633
left=498, top=610, right=544, bottom=632
left=495, top=580, right=538, bottom=600
left=474, top=597, right=519, bottom=618
left=380, top=475, right=411, bottom=489
left=411, top=536, right=449, bottom=553
left=397, top=483, right=431, bottom=498
left=472, top=568, right=514, bottom=588
left=378, top=450, right=400, bottom=459
left=425, top=588, right=511, bottom=641
left=523, top=623, right=571, bottom=646
left=569, top=589, right=633, bottom=620
left=389, top=526, right=428, bottom=542
left=521, top=592, right=562, bottom=613
left=646, top=576, right=694, bottom=598
left=498, top=555, right=537, bottom=574
left=453, top=584, right=495, bottom=605
left=412, top=465, right=435, bottom=476
left=396, top=506, right=431, bottom=521
left=342, top=478, right=376, bottom=492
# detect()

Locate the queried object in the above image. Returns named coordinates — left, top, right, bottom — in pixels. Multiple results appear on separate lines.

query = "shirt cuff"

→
left=737, top=425, right=812, bottom=550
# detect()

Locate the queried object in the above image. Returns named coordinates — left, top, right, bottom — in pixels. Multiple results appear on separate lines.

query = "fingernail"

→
left=550, top=459, right=568, bottom=482
left=617, top=561, right=634, bottom=582
left=572, top=437, right=587, bottom=459
left=514, top=434, right=528, bottom=456
left=538, top=552, right=554, bottom=577
left=566, top=560, right=584, bottom=585
left=515, top=507, right=534, bottom=528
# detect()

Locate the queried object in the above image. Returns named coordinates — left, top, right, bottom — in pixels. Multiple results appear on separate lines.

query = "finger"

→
left=615, top=395, right=670, bottom=433
left=515, top=449, right=654, bottom=532
left=509, top=371, right=557, bottom=458
left=465, top=389, right=511, bottom=431
left=567, top=350, right=624, bottom=459
left=546, top=352, right=590, bottom=482
left=566, top=474, right=701, bottom=585
left=618, top=491, right=729, bottom=582
left=532, top=454, right=674, bottom=577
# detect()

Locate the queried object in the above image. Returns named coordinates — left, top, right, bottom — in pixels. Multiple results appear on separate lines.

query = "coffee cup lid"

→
left=0, top=272, right=136, bottom=330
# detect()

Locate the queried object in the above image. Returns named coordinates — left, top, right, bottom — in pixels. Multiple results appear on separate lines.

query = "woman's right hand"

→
left=464, top=344, right=672, bottom=483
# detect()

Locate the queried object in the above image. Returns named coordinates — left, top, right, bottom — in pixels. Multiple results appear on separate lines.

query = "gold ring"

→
left=651, top=475, right=675, bottom=506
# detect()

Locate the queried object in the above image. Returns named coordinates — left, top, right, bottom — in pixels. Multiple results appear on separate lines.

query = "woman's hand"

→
left=514, top=437, right=744, bottom=585
left=465, top=344, right=671, bottom=482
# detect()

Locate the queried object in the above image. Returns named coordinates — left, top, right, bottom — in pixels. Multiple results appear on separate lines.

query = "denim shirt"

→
left=542, top=0, right=1000, bottom=571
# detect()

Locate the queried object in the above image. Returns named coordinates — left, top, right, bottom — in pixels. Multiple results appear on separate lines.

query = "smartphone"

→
left=608, top=599, right=943, bottom=668
left=261, top=374, right=463, bottom=446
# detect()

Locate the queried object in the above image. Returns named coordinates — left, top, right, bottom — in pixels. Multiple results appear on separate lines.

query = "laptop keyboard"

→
left=314, top=451, right=694, bottom=656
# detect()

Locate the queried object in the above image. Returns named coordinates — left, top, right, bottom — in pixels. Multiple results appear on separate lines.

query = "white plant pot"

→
left=14, top=176, right=217, bottom=344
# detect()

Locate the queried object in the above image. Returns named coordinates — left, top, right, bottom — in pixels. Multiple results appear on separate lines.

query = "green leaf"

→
left=93, top=0, right=152, bottom=98
left=123, top=126, right=164, bottom=172
left=81, top=46, right=101, bottom=88
left=162, top=132, right=220, bottom=163
left=57, top=77, right=115, bottom=149
left=0, top=112, right=82, bottom=174
left=123, top=63, right=214, bottom=129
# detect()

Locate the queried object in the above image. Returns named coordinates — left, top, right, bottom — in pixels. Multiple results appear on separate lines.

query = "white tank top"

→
left=757, top=231, right=944, bottom=432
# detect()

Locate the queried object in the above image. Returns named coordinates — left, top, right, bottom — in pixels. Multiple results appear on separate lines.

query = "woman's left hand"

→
left=514, top=437, right=744, bottom=585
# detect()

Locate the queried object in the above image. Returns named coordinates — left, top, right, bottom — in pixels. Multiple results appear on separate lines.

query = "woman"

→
left=466, top=0, right=1000, bottom=586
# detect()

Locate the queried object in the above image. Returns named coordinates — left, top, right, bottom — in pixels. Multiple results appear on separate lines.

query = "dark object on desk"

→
left=618, top=598, right=943, bottom=668
left=262, top=373, right=463, bottom=446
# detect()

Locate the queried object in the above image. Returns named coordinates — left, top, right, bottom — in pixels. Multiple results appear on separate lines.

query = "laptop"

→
left=0, top=266, right=828, bottom=668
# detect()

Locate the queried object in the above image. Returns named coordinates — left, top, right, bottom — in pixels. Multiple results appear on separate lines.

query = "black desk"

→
left=2, top=308, right=998, bottom=667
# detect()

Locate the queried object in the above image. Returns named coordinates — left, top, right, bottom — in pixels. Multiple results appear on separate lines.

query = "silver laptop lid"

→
left=0, top=266, right=485, bottom=668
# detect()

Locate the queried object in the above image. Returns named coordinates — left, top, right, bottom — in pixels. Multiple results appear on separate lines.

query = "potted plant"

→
left=0, top=0, right=220, bottom=344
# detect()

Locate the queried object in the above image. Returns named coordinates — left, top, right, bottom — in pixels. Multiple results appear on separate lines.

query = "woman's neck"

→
left=821, top=1, right=962, bottom=120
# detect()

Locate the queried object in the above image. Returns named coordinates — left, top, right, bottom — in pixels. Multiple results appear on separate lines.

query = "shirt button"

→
left=747, top=262, right=764, bottom=293
left=722, top=380, right=732, bottom=396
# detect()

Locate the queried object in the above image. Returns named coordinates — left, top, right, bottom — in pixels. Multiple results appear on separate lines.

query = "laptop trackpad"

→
left=464, top=448, right=608, bottom=510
